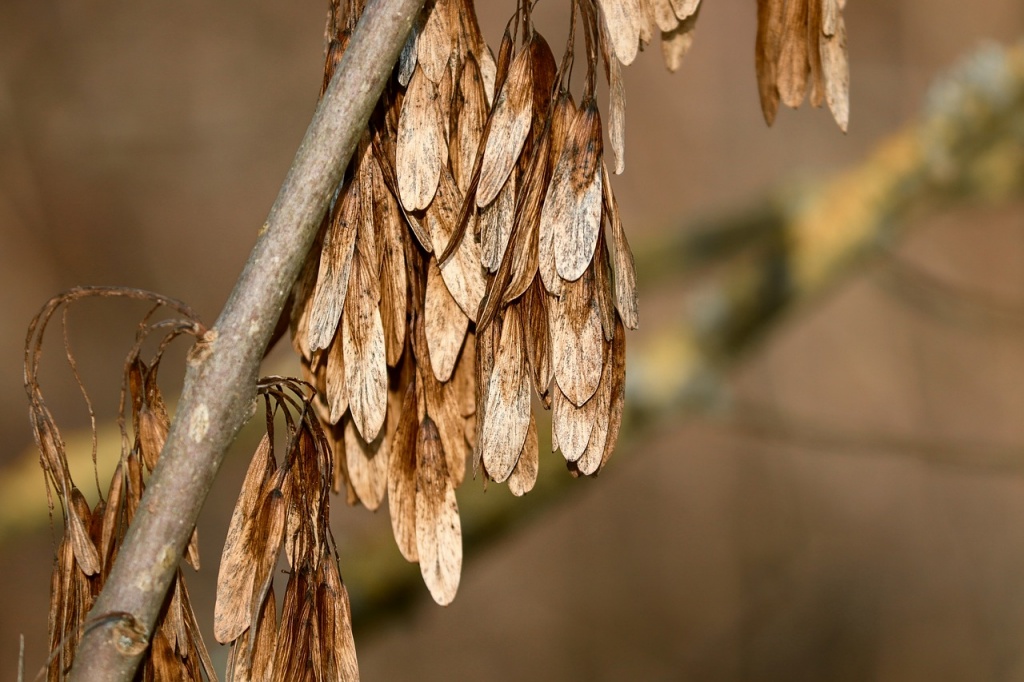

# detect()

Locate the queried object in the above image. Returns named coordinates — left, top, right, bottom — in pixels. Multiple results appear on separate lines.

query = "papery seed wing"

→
left=344, top=417, right=390, bottom=512
left=820, top=4, right=849, bottom=132
left=600, top=317, right=627, bottom=470
left=671, top=0, right=700, bottom=20
left=453, top=55, right=489, bottom=194
left=326, top=332, right=348, bottom=424
left=546, top=101, right=603, bottom=283
left=597, top=0, right=643, bottom=66
left=398, top=18, right=420, bottom=87
left=551, top=270, right=605, bottom=406
left=607, top=48, right=627, bottom=175
left=214, top=436, right=273, bottom=643
left=755, top=0, right=785, bottom=125
left=576, top=339, right=614, bottom=475
left=397, top=66, right=445, bottom=211
left=661, top=14, right=698, bottom=73
left=376, top=166, right=408, bottom=367
left=538, top=94, right=576, bottom=295
left=552, top=381, right=599, bottom=463
left=320, top=561, right=359, bottom=681
left=507, top=413, right=539, bottom=497
left=807, top=0, right=825, bottom=107
left=777, top=0, right=810, bottom=108
left=308, top=186, right=359, bottom=353
left=650, top=0, right=679, bottom=32
left=523, top=277, right=553, bottom=399
left=426, top=170, right=487, bottom=320
left=418, top=0, right=453, bottom=83
left=415, top=417, right=462, bottom=606
left=425, top=258, right=469, bottom=382
left=248, top=487, right=286, bottom=643
left=479, top=169, right=515, bottom=273
left=480, top=305, right=531, bottom=482
left=343, top=250, right=388, bottom=442
left=67, top=488, right=100, bottom=576
left=603, top=164, right=638, bottom=329
left=476, top=46, right=533, bottom=208
left=387, top=384, right=419, bottom=562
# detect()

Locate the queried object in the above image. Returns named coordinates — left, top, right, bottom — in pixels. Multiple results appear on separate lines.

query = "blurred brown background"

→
left=2, top=1, right=1024, bottom=680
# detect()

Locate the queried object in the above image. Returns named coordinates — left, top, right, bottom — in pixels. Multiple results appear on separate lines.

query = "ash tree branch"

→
left=67, top=1, right=426, bottom=680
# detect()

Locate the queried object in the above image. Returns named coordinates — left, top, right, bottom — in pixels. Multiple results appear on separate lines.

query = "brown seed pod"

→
left=415, top=417, right=462, bottom=605
left=397, top=65, right=447, bottom=211
left=544, top=99, right=603, bottom=283
left=476, top=43, right=533, bottom=208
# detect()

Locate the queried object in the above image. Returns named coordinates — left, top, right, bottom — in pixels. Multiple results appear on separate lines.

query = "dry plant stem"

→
left=67, top=1, right=426, bottom=680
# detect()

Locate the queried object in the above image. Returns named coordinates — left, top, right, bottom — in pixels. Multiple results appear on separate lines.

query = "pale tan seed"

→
left=326, top=337, right=347, bottom=424
left=387, top=385, right=419, bottom=562
left=546, top=101, right=603, bottom=283
left=476, top=46, right=533, bottom=208
left=523, top=277, right=553, bottom=399
left=820, top=5, right=849, bottom=132
left=755, top=0, right=785, bottom=125
left=67, top=488, right=100, bottom=576
left=650, top=0, right=679, bottom=32
left=661, top=12, right=698, bottom=73
left=425, top=257, right=469, bottom=382
left=375, top=165, right=408, bottom=367
left=344, top=417, right=390, bottom=512
left=453, top=55, right=488, bottom=194
left=597, top=0, right=643, bottom=66
left=398, top=19, right=419, bottom=87
left=308, top=185, right=359, bottom=353
left=600, top=317, right=627, bottom=469
left=138, top=400, right=168, bottom=472
left=426, top=170, right=487, bottom=320
left=551, top=270, right=605, bottom=406
left=671, top=0, right=701, bottom=20
left=603, top=164, right=638, bottom=329
left=576, top=340, right=614, bottom=474
left=480, top=305, right=531, bottom=482
left=553, top=381, right=600, bottom=463
left=397, top=66, right=446, bottom=211
left=320, top=560, right=359, bottom=681
left=214, top=435, right=272, bottom=643
left=822, top=0, right=840, bottom=36
left=247, top=487, right=285, bottom=644
left=807, top=0, right=826, bottom=108
left=98, top=461, right=124, bottom=565
left=248, top=583, right=278, bottom=680
left=608, top=51, right=627, bottom=174
left=342, top=250, right=388, bottom=442
left=418, top=0, right=453, bottom=84
left=421, top=364, right=471, bottom=488
left=415, top=417, right=462, bottom=606
left=538, top=95, right=576, bottom=295
left=777, top=0, right=810, bottom=108
left=480, top=169, right=515, bottom=273
left=507, top=413, right=539, bottom=497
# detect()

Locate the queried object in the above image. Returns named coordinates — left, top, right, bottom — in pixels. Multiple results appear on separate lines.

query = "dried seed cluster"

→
left=294, top=0, right=849, bottom=607
left=755, top=0, right=850, bottom=131
left=215, top=378, right=358, bottom=681
left=25, top=291, right=216, bottom=682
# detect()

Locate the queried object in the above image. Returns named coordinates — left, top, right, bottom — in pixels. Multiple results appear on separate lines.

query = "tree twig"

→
left=66, top=1, right=425, bottom=679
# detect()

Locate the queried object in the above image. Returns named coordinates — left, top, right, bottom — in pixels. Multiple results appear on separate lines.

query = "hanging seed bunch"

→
left=214, top=377, right=358, bottom=681
left=292, top=0, right=850, bottom=607
left=24, top=288, right=216, bottom=682
left=755, top=0, right=850, bottom=131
